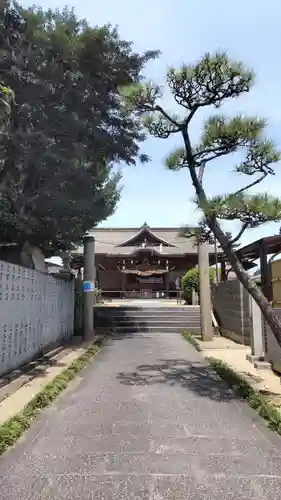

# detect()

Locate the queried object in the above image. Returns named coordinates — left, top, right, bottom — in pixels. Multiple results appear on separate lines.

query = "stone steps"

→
left=110, top=325, right=201, bottom=334
left=109, top=319, right=200, bottom=326
left=95, top=305, right=201, bottom=335
left=97, top=306, right=199, bottom=312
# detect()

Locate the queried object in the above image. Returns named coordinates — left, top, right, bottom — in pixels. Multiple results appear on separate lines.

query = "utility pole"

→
left=83, top=235, right=95, bottom=340
left=198, top=242, right=213, bottom=341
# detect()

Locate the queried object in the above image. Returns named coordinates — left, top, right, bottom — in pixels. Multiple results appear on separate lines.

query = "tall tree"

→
left=121, top=53, right=281, bottom=344
left=0, top=3, right=158, bottom=251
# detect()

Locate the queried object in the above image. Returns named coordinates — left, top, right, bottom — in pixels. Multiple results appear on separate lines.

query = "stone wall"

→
left=212, top=280, right=252, bottom=345
left=264, top=307, right=281, bottom=373
left=0, top=260, right=74, bottom=376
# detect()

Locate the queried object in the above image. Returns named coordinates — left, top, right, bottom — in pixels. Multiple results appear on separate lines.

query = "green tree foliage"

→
left=0, top=3, right=158, bottom=251
left=121, top=52, right=281, bottom=344
left=182, top=266, right=215, bottom=293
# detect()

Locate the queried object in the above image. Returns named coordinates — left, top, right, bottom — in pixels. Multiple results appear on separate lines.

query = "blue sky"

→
left=21, top=0, right=281, bottom=246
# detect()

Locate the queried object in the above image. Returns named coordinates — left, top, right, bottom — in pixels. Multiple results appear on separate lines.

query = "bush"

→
left=181, top=267, right=215, bottom=303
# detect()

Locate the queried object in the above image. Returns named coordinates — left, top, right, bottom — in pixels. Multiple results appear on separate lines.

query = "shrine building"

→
left=70, top=223, right=217, bottom=299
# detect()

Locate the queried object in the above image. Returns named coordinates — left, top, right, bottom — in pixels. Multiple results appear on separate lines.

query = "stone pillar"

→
left=58, top=252, right=74, bottom=281
left=62, top=251, right=71, bottom=270
left=58, top=251, right=73, bottom=278
left=83, top=236, right=95, bottom=340
left=246, top=296, right=265, bottom=363
left=198, top=242, right=213, bottom=341
left=192, top=288, right=199, bottom=305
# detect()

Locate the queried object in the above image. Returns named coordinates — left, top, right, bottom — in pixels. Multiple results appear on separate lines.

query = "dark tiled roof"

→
left=236, top=235, right=281, bottom=260
left=72, top=226, right=217, bottom=257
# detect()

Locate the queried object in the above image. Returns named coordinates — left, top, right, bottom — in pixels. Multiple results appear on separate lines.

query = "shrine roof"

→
left=71, top=225, right=219, bottom=258
left=236, top=235, right=281, bottom=260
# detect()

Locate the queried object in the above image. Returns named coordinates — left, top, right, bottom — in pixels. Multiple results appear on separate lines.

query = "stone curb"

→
left=0, top=335, right=105, bottom=426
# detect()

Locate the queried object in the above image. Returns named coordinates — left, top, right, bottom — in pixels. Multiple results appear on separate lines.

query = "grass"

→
left=208, top=358, right=281, bottom=435
left=181, top=331, right=202, bottom=351
left=0, top=342, right=101, bottom=455
left=182, top=331, right=281, bottom=435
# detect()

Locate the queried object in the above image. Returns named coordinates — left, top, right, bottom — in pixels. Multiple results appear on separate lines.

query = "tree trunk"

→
left=209, top=219, right=281, bottom=346
left=182, top=130, right=281, bottom=347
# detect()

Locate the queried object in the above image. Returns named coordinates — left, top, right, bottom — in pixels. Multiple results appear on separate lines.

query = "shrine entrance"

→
left=123, top=271, right=167, bottom=299
left=140, top=289, right=153, bottom=299
left=119, top=250, right=172, bottom=299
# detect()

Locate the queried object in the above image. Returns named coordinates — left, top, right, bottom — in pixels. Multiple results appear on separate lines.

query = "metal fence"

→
left=0, top=260, right=74, bottom=376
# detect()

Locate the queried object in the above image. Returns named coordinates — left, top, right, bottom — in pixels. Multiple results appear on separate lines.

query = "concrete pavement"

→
left=1, top=331, right=281, bottom=499
left=197, top=336, right=281, bottom=397
left=0, top=342, right=94, bottom=425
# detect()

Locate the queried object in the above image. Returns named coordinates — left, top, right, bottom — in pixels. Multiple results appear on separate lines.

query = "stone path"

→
left=1, top=331, right=281, bottom=499
left=198, top=336, right=281, bottom=396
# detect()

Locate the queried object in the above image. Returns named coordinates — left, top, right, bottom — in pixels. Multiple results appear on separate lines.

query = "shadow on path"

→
left=117, top=358, right=236, bottom=403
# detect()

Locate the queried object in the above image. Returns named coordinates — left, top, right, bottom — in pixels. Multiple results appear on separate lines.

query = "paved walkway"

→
left=1, top=332, right=281, bottom=499
left=198, top=336, right=281, bottom=396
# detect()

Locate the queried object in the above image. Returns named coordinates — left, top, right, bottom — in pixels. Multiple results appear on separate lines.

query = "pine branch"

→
left=202, top=193, right=281, bottom=227
left=167, top=53, right=254, bottom=111
left=230, top=223, right=249, bottom=245
left=232, top=171, right=268, bottom=196
left=144, top=113, right=181, bottom=138
left=179, top=221, right=214, bottom=245
left=185, top=107, right=198, bottom=126
left=196, top=115, right=266, bottom=160
left=154, top=105, right=181, bottom=128
left=194, top=147, right=232, bottom=165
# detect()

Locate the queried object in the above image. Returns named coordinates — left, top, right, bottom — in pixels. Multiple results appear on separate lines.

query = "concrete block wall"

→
left=212, top=280, right=252, bottom=345
left=0, top=260, right=74, bottom=376
left=264, top=307, right=281, bottom=373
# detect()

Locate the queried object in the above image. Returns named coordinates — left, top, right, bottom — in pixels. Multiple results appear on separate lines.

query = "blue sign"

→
left=83, top=280, right=95, bottom=292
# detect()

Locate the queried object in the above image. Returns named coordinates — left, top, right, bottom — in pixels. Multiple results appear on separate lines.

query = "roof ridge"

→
left=92, top=226, right=198, bottom=231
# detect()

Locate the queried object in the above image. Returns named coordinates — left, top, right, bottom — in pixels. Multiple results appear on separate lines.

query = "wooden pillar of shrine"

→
left=121, top=261, right=127, bottom=299
left=260, top=241, right=272, bottom=301
left=164, top=272, right=169, bottom=297
left=165, top=260, right=169, bottom=298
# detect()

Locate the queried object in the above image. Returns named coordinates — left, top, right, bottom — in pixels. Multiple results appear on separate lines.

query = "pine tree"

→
left=121, top=53, right=281, bottom=344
